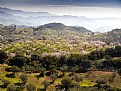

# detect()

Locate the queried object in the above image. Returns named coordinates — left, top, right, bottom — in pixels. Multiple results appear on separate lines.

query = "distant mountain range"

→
left=0, top=7, right=56, bottom=17
left=0, top=7, right=121, bottom=32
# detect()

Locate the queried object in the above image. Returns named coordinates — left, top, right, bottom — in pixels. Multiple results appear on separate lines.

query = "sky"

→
left=1, top=0, right=121, bottom=18
left=1, top=0, right=121, bottom=6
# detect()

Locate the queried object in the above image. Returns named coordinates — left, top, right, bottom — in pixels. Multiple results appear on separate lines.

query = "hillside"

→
left=0, top=23, right=92, bottom=39
left=90, top=28, right=121, bottom=45
left=1, top=24, right=121, bottom=91
left=1, top=23, right=121, bottom=56
left=33, top=23, right=92, bottom=37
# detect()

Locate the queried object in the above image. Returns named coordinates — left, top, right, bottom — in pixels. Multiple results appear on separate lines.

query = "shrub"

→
left=96, top=79, right=106, bottom=84
left=61, top=77, right=72, bottom=90
left=15, top=85, right=25, bottom=91
left=50, top=74, right=57, bottom=83
left=42, top=80, right=50, bottom=90
left=7, top=84, right=16, bottom=91
left=72, top=74, right=83, bottom=82
left=5, top=66, right=21, bottom=73
left=8, top=55, right=29, bottom=67
left=0, top=50, right=8, bottom=64
left=2, top=79, right=11, bottom=87
left=20, top=74, right=28, bottom=85
left=26, top=84, right=36, bottom=91
left=118, top=68, right=121, bottom=76
left=5, top=73, right=15, bottom=78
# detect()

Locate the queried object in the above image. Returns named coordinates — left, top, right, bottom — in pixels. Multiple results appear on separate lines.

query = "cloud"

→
left=2, top=0, right=121, bottom=7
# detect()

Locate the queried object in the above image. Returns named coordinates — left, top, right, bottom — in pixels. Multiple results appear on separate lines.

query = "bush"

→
left=58, top=73, right=64, bottom=78
left=5, top=66, right=21, bottom=72
left=8, top=55, right=29, bottom=67
left=95, top=79, right=107, bottom=90
left=61, top=77, right=72, bottom=90
left=96, top=79, right=106, bottom=84
left=2, top=79, right=11, bottom=87
left=50, top=74, right=57, bottom=83
left=72, top=74, right=83, bottom=82
left=118, top=68, right=121, bottom=76
left=20, top=74, right=28, bottom=85
left=42, top=80, right=50, bottom=90
left=0, top=50, right=8, bottom=64
left=45, top=71, right=51, bottom=76
left=5, top=73, right=15, bottom=78
left=68, top=72, right=75, bottom=77
left=7, top=84, right=16, bottom=91
left=26, top=84, right=36, bottom=91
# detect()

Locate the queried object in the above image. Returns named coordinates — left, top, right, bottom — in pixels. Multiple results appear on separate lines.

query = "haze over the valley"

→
left=1, top=0, right=121, bottom=32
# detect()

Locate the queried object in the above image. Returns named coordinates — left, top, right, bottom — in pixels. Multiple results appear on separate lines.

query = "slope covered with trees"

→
left=1, top=23, right=121, bottom=91
left=91, top=29, right=121, bottom=45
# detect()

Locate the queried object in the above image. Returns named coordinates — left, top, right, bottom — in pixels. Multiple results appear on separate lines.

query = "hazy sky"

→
left=1, top=0, right=121, bottom=6
left=1, top=0, right=121, bottom=18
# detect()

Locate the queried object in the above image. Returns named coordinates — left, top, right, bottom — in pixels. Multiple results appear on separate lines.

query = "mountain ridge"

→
left=0, top=7, right=121, bottom=32
left=0, top=7, right=56, bottom=17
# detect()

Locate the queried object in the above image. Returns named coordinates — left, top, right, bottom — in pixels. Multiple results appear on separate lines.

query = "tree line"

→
left=1, top=46, right=121, bottom=75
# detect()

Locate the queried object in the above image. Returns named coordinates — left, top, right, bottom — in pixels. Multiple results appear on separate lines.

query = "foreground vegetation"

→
left=1, top=45, right=121, bottom=91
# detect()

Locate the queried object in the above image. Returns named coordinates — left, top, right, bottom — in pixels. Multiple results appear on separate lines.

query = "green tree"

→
left=61, top=77, right=72, bottom=91
left=8, top=55, right=28, bottom=67
left=6, top=66, right=21, bottom=75
left=79, top=59, right=91, bottom=72
left=115, top=46, right=121, bottom=57
left=0, top=50, right=8, bottom=64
